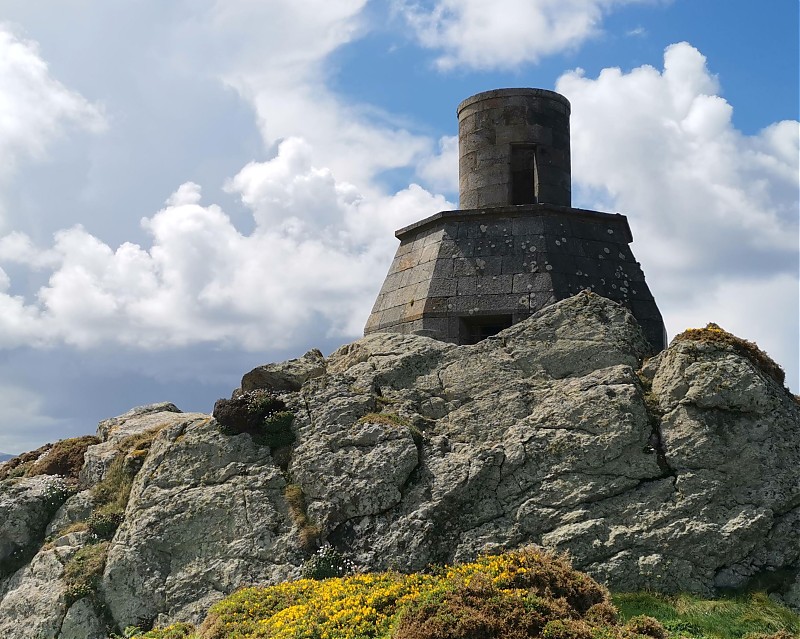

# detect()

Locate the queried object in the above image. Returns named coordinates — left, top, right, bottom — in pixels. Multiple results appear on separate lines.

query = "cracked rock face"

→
left=100, top=411, right=300, bottom=628
left=0, top=291, right=798, bottom=633
left=0, top=475, right=68, bottom=576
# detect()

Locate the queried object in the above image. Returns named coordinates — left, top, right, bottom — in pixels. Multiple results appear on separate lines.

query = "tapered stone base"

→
left=364, top=204, right=666, bottom=353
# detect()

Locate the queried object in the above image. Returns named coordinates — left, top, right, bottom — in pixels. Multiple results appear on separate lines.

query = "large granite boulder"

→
left=100, top=412, right=298, bottom=628
left=0, top=531, right=105, bottom=639
left=0, top=475, right=69, bottom=578
left=0, top=291, right=797, bottom=634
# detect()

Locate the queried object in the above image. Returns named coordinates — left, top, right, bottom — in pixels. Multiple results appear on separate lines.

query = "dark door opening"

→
left=459, top=314, right=513, bottom=345
left=511, top=145, right=537, bottom=205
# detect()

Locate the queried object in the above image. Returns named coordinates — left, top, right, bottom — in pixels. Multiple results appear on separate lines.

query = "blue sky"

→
left=0, top=0, right=797, bottom=454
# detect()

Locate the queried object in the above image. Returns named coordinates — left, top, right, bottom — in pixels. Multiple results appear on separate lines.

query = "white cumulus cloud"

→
left=0, top=138, right=451, bottom=351
left=395, top=0, right=657, bottom=70
left=176, top=1, right=431, bottom=188
left=0, top=24, right=105, bottom=178
left=417, top=135, right=459, bottom=194
left=557, top=42, right=798, bottom=378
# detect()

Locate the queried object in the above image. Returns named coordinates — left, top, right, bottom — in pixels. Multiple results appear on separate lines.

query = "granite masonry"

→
left=364, top=88, right=666, bottom=352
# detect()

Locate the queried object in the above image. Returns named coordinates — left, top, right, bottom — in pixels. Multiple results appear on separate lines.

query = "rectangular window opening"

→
left=510, top=145, right=538, bottom=205
left=458, top=314, right=513, bottom=345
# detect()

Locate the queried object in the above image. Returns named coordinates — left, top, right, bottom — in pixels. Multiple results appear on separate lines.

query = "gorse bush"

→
left=129, top=547, right=800, bottom=639
left=624, top=614, right=668, bottom=638
left=138, top=548, right=665, bottom=639
left=397, top=574, right=565, bottom=639
left=122, top=623, right=195, bottom=638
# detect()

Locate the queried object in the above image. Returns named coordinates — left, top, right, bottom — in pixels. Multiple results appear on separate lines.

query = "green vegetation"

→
left=613, top=591, right=800, bottom=639
left=301, top=544, right=357, bottom=580
left=284, top=483, right=320, bottom=551
left=0, top=435, right=100, bottom=484
left=674, top=323, right=786, bottom=388
left=90, top=429, right=162, bottom=537
left=63, top=541, right=110, bottom=605
left=254, top=411, right=296, bottom=449
left=128, top=549, right=800, bottom=639
left=215, top=390, right=296, bottom=450
left=87, top=511, right=124, bottom=540
left=121, top=624, right=196, bottom=639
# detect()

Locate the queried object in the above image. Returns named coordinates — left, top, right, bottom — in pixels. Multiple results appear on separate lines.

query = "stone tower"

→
left=364, top=88, right=666, bottom=352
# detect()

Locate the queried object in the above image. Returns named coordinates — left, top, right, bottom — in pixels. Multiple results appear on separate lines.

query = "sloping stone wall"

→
left=364, top=204, right=666, bottom=352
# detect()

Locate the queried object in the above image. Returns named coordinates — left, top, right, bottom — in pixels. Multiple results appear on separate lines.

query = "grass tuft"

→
left=63, top=541, right=109, bottom=606
left=613, top=590, right=800, bottom=639
left=284, top=484, right=320, bottom=551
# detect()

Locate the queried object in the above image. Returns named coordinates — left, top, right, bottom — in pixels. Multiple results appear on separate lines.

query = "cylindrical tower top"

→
left=457, top=88, right=571, bottom=209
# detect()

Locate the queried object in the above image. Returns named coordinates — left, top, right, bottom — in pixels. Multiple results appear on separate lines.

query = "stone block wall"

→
left=364, top=204, right=666, bottom=352
left=457, top=89, right=571, bottom=209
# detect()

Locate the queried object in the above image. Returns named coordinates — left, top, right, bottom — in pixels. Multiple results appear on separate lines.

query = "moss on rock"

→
left=674, top=323, right=786, bottom=387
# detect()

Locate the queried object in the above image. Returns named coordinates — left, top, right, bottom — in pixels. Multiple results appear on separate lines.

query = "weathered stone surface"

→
left=0, top=475, right=68, bottom=571
left=312, top=293, right=797, bottom=604
left=46, top=490, right=95, bottom=537
left=59, top=597, right=106, bottom=639
left=0, top=291, right=797, bottom=634
left=96, top=402, right=181, bottom=441
left=239, top=348, right=326, bottom=394
left=0, top=538, right=83, bottom=639
left=100, top=412, right=299, bottom=628
left=80, top=403, right=187, bottom=488
left=291, top=415, right=420, bottom=532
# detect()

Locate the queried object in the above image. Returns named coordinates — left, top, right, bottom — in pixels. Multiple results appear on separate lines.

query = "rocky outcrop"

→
left=0, top=475, right=69, bottom=579
left=0, top=291, right=797, bottom=634
left=0, top=404, right=204, bottom=637
left=238, top=348, right=326, bottom=395
left=80, top=402, right=182, bottom=488
left=0, top=532, right=102, bottom=639
left=100, top=411, right=297, bottom=628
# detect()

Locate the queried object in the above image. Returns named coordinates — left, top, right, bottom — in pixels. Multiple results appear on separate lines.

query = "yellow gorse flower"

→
left=131, top=549, right=594, bottom=639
